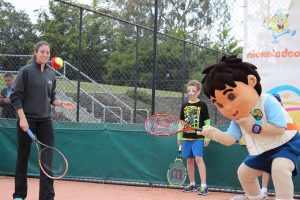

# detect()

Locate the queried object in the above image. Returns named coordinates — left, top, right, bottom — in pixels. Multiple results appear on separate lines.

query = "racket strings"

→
left=39, top=147, right=67, bottom=178
left=167, top=161, right=187, bottom=185
left=145, top=116, right=183, bottom=135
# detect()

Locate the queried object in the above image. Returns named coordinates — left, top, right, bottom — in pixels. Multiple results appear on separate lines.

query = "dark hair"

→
left=272, top=93, right=282, bottom=104
left=28, top=41, right=50, bottom=64
left=201, top=55, right=261, bottom=98
left=4, top=72, right=13, bottom=78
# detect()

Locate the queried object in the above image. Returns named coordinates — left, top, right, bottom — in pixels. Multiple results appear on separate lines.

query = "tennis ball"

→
left=51, top=57, right=64, bottom=70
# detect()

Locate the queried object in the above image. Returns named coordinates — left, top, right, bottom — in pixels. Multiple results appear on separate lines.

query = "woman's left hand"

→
left=61, top=101, right=76, bottom=110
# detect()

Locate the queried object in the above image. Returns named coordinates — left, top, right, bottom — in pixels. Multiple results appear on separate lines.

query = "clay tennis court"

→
left=1, top=176, right=277, bottom=200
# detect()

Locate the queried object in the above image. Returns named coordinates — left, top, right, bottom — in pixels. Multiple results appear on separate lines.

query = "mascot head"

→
left=201, top=55, right=261, bottom=120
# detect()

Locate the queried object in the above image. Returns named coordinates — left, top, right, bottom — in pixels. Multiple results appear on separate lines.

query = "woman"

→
left=11, top=41, right=75, bottom=200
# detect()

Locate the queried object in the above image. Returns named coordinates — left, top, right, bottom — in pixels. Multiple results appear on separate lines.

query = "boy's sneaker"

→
left=198, top=186, right=209, bottom=195
left=182, top=184, right=198, bottom=192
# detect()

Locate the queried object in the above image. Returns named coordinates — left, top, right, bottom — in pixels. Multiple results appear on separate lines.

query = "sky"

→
left=8, top=0, right=93, bottom=22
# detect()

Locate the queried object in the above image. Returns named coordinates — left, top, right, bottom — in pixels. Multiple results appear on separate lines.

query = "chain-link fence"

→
left=0, top=0, right=244, bottom=125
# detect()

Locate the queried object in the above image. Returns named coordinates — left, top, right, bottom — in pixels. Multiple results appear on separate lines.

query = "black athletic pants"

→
left=13, top=120, right=55, bottom=200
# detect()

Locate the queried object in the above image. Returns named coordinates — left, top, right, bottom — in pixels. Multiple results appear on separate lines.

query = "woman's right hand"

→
left=19, top=117, right=29, bottom=132
left=16, top=109, right=29, bottom=132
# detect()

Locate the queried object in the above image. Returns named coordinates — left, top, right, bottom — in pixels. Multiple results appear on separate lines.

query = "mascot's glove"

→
left=236, top=115, right=256, bottom=134
left=197, top=126, right=236, bottom=146
left=237, top=115, right=285, bottom=136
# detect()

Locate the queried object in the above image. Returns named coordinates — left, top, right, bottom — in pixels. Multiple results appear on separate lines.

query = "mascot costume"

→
left=199, top=55, right=300, bottom=200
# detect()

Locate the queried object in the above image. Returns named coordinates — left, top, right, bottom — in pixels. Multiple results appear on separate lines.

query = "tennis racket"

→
left=144, top=114, right=202, bottom=136
left=26, top=128, right=68, bottom=179
left=167, top=145, right=187, bottom=186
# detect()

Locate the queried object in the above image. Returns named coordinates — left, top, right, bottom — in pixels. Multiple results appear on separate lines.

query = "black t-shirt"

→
left=179, top=100, right=210, bottom=139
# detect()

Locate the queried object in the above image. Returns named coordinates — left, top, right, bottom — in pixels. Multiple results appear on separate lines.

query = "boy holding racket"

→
left=178, top=80, right=211, bottom=195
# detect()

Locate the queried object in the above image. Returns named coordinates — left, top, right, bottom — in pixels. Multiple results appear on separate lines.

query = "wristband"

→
left=252, top=123, right=262, bottom=134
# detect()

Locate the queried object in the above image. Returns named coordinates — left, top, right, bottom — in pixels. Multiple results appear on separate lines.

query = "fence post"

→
left=76, top=7, right=83, bottom=122
left=133, top=26, right=140, bottom=123
left=151, top=0, right=159, bottom=115
left=181, top=41, right=187, bottom=104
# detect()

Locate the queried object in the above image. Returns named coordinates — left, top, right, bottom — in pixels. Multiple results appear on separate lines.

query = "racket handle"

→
left=178, top=145, right=182, bottom=151
left=26, top=128, right=36, bottom=140
left=195, top=128, right=202, bottom=131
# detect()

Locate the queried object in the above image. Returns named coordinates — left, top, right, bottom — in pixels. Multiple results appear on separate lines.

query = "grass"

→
left=56, top=79, right=182, bottom=97
left=0, top=73, right=182, bottom=98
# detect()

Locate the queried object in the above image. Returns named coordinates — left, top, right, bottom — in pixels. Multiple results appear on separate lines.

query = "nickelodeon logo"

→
left=246, top=48, right=300, bottom=58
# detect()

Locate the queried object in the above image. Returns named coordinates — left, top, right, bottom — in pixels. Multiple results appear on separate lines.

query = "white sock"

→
left=247, top=191, right=265, bottom=200
left=261, top=187, right=267, bottom=193
left=190, top=182, right=195, bottom=186
left=201, top=184, right=207, bottom=188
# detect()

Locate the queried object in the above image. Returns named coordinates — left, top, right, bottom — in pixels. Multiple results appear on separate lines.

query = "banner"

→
left=243, top=0, right=300, bottom=126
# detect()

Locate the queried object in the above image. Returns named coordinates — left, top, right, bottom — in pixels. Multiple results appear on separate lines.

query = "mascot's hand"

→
left=237, top=115, right=285, bottom=136
left=236, top=115, right=256, bottom=133
left=197, top=125, right=219, bottom=136
left=197, top=126, right=236, bottom=146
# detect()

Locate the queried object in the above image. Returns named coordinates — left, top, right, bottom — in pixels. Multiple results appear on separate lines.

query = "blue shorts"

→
left=182, top=140, right=204, bottom=158
left=244, top=133, right=300, bottom=176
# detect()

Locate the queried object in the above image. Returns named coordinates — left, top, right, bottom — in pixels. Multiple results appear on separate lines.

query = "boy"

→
left=199, top=55, right=300, bottom=200
left=0, top=72, right=16, bottom=118
left=178, top=80, right=211, bottom=195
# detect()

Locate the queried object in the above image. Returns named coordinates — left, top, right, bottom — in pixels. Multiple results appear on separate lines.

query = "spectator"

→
left=0, top=72, right=16, bottom=118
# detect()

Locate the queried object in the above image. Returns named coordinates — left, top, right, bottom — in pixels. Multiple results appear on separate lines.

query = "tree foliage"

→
left=1, top=0, right=242, bottom=91
left=0, top=0, right=37, bottom=69
left=105, top=0, right=232, bottom=43
left=212, top=18, right=243, bottom=57
left=210, top=7, right=243, bottom=57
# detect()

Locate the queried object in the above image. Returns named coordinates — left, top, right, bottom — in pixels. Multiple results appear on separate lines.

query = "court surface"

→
left=0, top=176, right=277, bottom=200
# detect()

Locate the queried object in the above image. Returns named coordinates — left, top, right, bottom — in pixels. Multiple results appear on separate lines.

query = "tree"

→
left=0, top=0, right=37, bottom=70
left=35, top=1, right=125, bottom=81
left=103, top=0, right=230, bottom=44
left=35, top=1, right=81, bottom=64
left=103, top=29, right=140, bottom=85
left=211, top=16, right=243, bottom=57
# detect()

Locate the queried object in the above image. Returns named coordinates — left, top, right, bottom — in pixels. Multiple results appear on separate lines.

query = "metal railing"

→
left=62, top=61, right=149, bottom=123
left=53, top=65, right=128, bottom=123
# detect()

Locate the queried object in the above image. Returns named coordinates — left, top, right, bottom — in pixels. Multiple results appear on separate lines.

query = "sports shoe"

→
left=230, top=194, right=248, bottom=200
left=198, top=186, right=209, bottom=195
left=182, top=184, right=198, bottom=192
left=230, top=193, right=268, bottom=200
left=263, top=191, right=268, bottom=200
